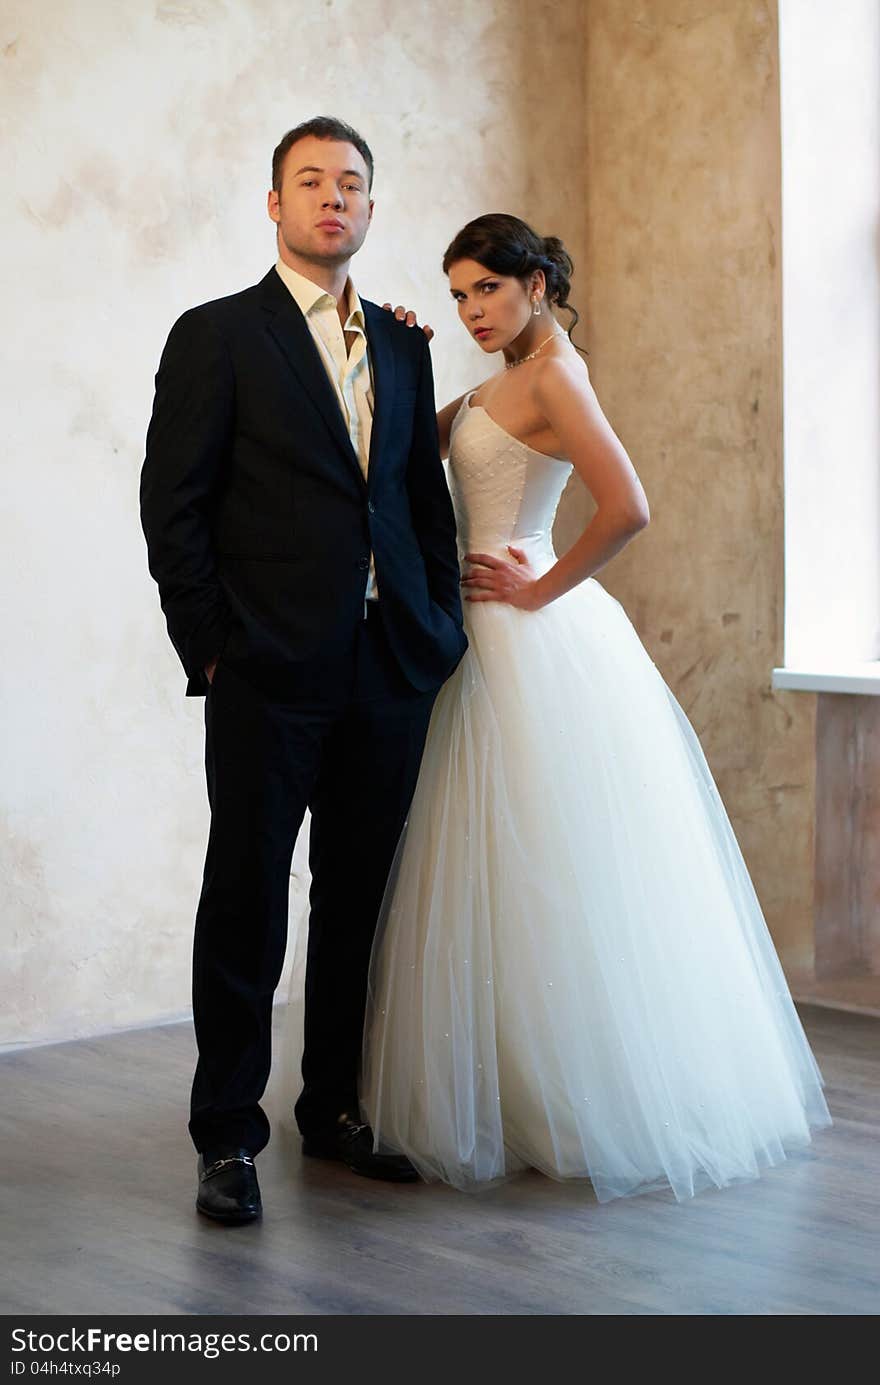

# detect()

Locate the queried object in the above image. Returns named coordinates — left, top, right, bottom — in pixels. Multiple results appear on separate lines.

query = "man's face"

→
left=268, top=136, right=373, bottom=269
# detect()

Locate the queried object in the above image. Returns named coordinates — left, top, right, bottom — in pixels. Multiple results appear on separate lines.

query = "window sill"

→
left=772, top=663, right=880, bottom=695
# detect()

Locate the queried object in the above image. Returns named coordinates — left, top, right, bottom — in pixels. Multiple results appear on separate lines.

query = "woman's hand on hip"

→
left=461, top=547, right=543, bottom=610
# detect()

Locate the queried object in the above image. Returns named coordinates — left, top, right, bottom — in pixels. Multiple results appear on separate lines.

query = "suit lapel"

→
left=362, top=299, right=396, bottom=487
left=259, top=269, right=365, bottom=489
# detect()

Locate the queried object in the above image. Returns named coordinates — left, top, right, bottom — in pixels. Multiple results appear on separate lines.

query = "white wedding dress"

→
left=359, top=393, right=831, bottom=1203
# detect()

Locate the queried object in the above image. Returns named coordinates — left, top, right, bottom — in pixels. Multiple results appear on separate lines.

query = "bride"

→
left=359, top=213, right=830, bottom=1202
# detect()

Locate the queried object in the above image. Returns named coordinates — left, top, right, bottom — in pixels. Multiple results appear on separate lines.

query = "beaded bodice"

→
left=448, top=395, right=572, bottom=565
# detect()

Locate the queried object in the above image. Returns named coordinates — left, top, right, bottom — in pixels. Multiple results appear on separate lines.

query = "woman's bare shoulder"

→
left=533, top=350, right=593, bottom=407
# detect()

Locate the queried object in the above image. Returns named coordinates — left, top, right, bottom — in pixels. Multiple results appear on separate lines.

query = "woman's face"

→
left=447, top=258, right=535, bottom=353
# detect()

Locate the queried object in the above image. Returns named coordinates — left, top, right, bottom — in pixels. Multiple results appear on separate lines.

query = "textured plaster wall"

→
left=579, top=0, right=816, bottom=969
left=2, top=0, right=587, bottom=1046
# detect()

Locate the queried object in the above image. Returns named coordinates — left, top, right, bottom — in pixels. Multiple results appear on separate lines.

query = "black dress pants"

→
left=188, top=605, right=437, bottom=1155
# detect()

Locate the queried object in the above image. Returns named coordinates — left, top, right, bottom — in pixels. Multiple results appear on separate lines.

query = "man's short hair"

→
left=272, top=117, right=374, bottom=192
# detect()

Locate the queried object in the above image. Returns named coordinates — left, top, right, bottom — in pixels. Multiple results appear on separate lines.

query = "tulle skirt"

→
left=360, top=573, right=830, bottom=1202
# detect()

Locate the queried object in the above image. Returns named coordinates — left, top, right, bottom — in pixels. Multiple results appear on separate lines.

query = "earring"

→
left=532, top=296, right=541, bottom=316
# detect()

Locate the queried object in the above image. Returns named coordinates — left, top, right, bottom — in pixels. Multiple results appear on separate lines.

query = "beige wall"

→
left=579, top=0, right=816, bottom=970
left=4, top=0, right=834, bottom=1048
left=1, top=0, right=587, bottom=1046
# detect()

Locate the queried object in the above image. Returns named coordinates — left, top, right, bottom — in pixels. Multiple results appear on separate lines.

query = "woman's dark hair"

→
left=442, top=213, right=582, bottom=347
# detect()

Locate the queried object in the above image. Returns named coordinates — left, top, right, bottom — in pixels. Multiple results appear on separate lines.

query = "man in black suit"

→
left=140, top=116, right=466, bottom=1223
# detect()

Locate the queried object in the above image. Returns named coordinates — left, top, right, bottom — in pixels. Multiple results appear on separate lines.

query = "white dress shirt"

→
left=275, top=259, right=377, bottom=601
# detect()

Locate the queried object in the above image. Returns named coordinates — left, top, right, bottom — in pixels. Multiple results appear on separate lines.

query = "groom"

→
left=140, top=116, right=466, bottom=1223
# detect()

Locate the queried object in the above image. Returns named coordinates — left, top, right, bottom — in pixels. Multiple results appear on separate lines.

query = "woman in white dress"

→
left=360, top=214, right=831, bottom=1203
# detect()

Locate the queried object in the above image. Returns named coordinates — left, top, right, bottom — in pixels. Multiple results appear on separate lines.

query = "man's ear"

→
left=368, top=199, right=375, bottom=224
left=267, top=189, right=280, bottom=225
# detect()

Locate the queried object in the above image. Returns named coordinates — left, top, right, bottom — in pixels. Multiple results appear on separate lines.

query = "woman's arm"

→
left=436, top=391, right=471, bottom=460
left=379, top=302, right=470, bottom=460
left=463, top=358, right=649, bottom=609
left=404, top=334, right=465, bottom=628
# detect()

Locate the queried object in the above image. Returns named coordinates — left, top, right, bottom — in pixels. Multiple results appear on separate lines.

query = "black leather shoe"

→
left=196, top=1149, right=262, bottom=1224
left=302, top=1114, right=419, bottom=1183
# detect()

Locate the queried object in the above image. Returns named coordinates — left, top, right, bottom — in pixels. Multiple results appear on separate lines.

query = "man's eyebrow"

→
left=293, top=165, right=365, bottom=181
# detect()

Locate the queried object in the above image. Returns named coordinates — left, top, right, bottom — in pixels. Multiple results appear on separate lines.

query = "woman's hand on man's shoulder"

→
left=382, top=303, right=434, bottom=342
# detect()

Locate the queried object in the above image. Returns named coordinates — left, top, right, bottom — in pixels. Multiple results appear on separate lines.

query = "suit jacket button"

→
left=367, top=501, right=376, bottom=514
left=357, top=557, right=369, bottom=571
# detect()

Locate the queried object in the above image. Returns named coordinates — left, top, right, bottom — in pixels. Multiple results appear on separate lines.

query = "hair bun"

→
left=538, top=237, right=574, bottom=317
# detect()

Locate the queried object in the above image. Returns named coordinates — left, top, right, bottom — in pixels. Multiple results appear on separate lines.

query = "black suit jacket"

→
left=140, top=268, right=467, bottom=696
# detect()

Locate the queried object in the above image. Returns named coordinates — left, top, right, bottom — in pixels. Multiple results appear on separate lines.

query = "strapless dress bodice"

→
left=448, top=395, right=573, bottom=565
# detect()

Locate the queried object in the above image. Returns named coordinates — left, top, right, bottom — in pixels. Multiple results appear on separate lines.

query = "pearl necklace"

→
left=505, top=329, right=564, bottom=369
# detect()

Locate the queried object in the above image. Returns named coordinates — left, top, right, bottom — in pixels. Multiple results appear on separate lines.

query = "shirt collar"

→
left=275, top=259, right=365, bottom=333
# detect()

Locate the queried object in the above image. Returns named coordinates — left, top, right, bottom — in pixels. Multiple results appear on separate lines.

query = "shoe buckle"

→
left=204, top=1154, right=255, bottom=1179
left=341, top=1121, right=369, bottom=1140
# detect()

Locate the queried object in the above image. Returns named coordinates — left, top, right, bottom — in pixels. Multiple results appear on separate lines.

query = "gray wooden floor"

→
left=1, top=1005, right=877, bottom=1316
